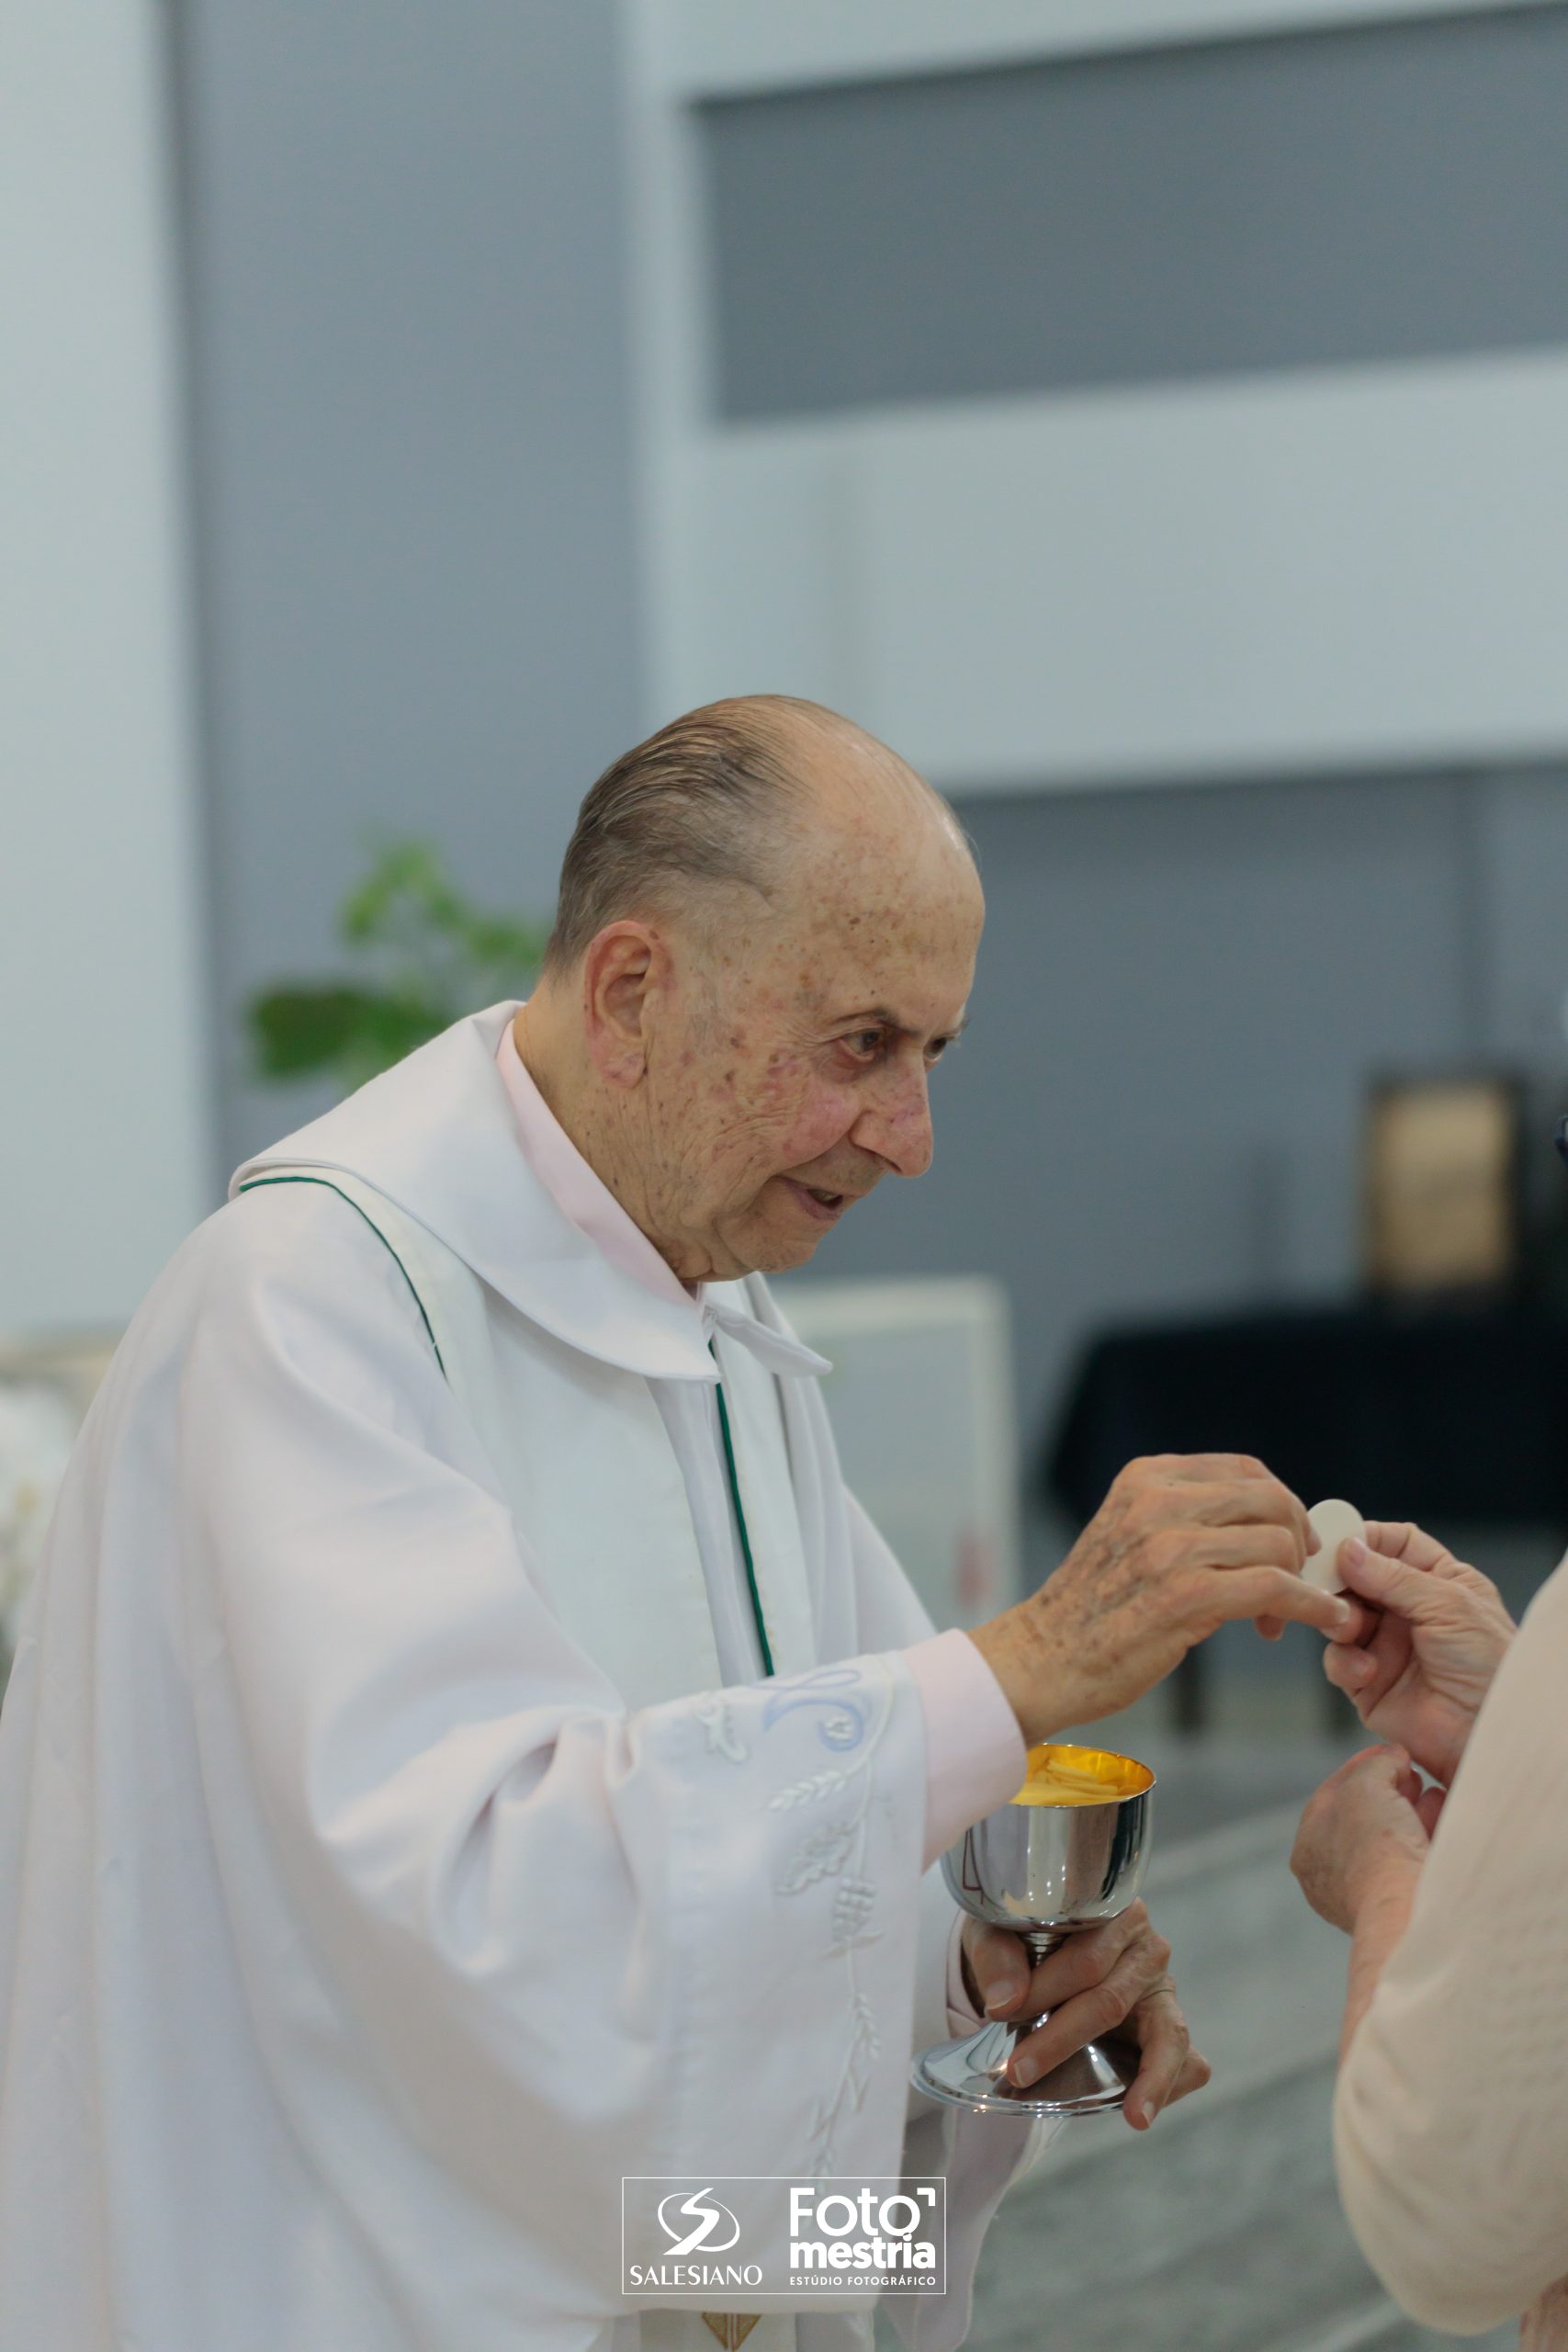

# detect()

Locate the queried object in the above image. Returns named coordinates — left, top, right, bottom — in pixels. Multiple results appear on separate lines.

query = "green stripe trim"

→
left=711, top=1338, right=774, bottom=1679
left=236, top=1175, right=446, bottom=1377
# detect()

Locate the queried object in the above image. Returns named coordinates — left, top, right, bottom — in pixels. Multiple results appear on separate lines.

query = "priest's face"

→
left=642, top=797, right=983, bottom=1283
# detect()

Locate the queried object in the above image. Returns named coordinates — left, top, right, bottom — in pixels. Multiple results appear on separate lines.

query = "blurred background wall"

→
left=7, top=0, right=1568, bottom=1568
left=2, top=0, right=209, bottom=1329
left=171, top=0, right=645, bottom=1167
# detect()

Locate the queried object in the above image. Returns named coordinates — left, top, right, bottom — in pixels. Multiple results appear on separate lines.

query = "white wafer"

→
left=1303, top=1498, right=1365, bottom=1596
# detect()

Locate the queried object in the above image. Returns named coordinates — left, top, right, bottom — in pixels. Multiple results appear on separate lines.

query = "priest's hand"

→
left=1323, top=1521, right=1516, bottom=1787
left=958, top=1900, right=1211, bottom=2131
left=967, top=1452, right=1350, bottom=1741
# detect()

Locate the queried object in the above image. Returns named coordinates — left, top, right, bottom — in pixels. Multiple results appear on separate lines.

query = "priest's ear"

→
left=580, top=921, right=671, bottom=1087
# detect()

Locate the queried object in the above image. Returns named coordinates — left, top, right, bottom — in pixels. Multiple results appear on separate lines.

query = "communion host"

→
left=0, top=695, right=1349, bottom=2352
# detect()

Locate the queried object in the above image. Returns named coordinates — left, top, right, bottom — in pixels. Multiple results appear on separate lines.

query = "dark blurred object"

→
left=1046, top=1301, right=1568, bottom=1731
left=1360, top=1072, right=1523, bottom=1299
left=249, top=839, right=548, bottom=1097
left=1517, top=1087, right=1568, bottom=1304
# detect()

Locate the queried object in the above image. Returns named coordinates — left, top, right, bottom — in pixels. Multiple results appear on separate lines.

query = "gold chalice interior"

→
left=1010, top=1740, right=1156, bottom=1807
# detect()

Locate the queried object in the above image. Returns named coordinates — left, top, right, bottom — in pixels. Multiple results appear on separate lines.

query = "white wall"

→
left=671, top=352, right=1568, bottom=793
left=624, top=0, right=1568, bottom=790
left=648, top=0, right=1556, bottom=96
left=0, top=0, right=210, bottom=1330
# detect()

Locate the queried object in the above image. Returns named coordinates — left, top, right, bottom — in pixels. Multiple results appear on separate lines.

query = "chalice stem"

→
left=1010, top=1928, right=1069, bottom=2051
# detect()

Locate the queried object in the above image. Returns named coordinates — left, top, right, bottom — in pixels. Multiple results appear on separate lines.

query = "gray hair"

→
left=541, top=698, right=822, bottom=974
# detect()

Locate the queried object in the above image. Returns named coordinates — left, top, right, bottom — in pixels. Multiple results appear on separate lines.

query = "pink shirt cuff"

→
left=905, top=1626, right=1029, bottom=1877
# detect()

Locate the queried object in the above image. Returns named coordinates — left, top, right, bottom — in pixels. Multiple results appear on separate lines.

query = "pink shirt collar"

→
left=494, top=1015, right=700, bottom=1315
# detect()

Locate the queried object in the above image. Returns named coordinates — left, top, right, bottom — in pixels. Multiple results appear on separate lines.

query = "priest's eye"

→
left=840, top=1030, right=886, bottom=1062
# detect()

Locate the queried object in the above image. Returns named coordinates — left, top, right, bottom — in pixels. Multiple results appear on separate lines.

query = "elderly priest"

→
left=0, top=696, right=1346, bottom=2352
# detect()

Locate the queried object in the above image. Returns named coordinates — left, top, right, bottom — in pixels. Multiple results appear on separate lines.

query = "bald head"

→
left=519, top=694, right=983, bottom=1285
left=543, top=694, right=971, bottom=974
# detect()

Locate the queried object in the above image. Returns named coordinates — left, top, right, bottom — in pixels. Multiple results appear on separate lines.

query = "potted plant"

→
left=248, top=838, right=548, bottom=1096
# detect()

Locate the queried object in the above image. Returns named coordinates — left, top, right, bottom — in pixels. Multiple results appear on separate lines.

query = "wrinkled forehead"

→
left=773, top=825, right=982, bottom=1019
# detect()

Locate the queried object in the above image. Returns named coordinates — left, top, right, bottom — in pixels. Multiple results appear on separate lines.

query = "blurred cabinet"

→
left=781, top=1275, right=1021, bottom=1633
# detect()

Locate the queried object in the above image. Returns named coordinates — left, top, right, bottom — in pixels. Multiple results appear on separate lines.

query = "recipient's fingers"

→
left=1415, top=1784, right=1447, bottom=1837
left=1339, top=1540, right=1457, bottom=1624
left=1322, top=1641, right=1389, bottom=1706
left=1362, top=1520, right=1451, bottom=1573
left=1325, top=1593, right=1378, bottom=1646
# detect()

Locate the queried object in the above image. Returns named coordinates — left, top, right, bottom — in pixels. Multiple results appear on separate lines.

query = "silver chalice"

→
left=910, top=1740, right=1156, bottom=2118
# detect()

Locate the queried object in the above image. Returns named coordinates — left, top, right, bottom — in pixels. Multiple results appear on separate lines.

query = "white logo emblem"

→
left=657, top=2187, right=742, bottom=2258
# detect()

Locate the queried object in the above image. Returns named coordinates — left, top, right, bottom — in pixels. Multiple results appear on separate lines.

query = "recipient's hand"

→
left=969, top=1453, right=1348, bottom=1740
left=1291, top=1743, right=1437, bottom=1933
left=1325, top=1521, right=1516, bottom=1786
left=958, top=1900, right=1211, bottom=2132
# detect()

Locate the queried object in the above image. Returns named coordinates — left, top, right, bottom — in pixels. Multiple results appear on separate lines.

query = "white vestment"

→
left=0, top=1005, right=1050, bottom=2352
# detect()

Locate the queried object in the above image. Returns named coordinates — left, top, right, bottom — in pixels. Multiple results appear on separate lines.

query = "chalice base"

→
left=910, top=2017, right=1136, bottom=2118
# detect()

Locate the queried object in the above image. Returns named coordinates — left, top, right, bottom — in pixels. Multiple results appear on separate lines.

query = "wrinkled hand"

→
left=959, top=1900, right=1211, bottom=2131
left=1291, top=1744, right=1438, bottom=1932
left=998, top=1454, right=1348, bottom=1736
left=1324, top=1522, right=1516, bottom=1786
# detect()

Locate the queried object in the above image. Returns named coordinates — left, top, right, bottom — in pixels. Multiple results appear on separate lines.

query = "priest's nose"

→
left=851, top=1064, right=934, bottom=1179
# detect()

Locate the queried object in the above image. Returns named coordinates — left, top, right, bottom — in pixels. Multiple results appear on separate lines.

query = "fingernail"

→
left=1141, top=2102, right=1158, bottom=2129
left=1010, top=2055, right=1038, bottom=2088
left=1332, top=1599, right=1353, bottom=1627
left=1343, top=1539, right=1367, bottom=1568
left=984, top=1978, right=1024, bottom=2017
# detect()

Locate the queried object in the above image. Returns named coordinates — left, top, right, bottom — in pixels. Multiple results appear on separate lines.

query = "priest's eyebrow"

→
left=847, top=1008, right=970, bottom=1045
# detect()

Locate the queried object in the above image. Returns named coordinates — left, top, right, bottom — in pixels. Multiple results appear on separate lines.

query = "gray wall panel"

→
left=705, top=6, right=1568, bottom=418
left=173, top=0, right=643, bottom=1172
left=1477, top=771, right=1568, bottom=1062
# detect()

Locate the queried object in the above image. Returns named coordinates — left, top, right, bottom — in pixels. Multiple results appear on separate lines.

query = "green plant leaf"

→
left=248, top=838, right=547, bottom=1096
left=249, top=987, right=383, bottom=1078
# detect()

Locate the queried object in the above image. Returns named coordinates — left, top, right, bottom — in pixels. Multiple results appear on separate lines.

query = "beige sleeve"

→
left=1334, top=1554, right=1568, bottom=2335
